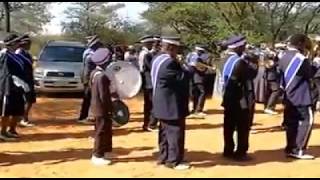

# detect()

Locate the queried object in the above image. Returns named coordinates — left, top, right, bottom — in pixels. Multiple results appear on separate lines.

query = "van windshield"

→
left=39, top=46, right=85, bottom=63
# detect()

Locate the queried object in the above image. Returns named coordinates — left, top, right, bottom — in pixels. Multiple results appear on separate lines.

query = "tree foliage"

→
left=0, top=2, right=52, bottom=33
left=61, top=2, right=124, bottom=37
left=142, top=2, right=320, bottom=49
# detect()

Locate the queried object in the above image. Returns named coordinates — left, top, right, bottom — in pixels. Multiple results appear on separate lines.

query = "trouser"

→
left=314, top=78, right=320, bottom=101
left=79, top=86, right=91, bottom=120
left=283, top=105, right=314, bottom=155
left=158, top=118, right=186, bottom=166
left=93, top=117, right=112, bottom=158
left=192, top=83, right=206, bottom=112
left=223, top=106, right=251, bottom=156
left=1, top=116, right=21, bottom=134
left=265, top=80, right=281, bottom=110
left=143, top=88, right=157, bottom=128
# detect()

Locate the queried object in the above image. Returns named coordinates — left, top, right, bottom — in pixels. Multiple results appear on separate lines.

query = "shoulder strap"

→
left=15, top=49, right=32, bottom=66
left=6, top=51, right=24, bottom=70
left=283, top=52, right=305, bottom=90
left=150, top=53, right=170, bottom=94
left=222, top=54, right=241, bottom=86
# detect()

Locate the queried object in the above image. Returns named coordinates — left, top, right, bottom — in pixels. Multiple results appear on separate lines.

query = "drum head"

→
left=111, top=100, right=130, bottom=127
left=107, top=61, right=142, bottom=99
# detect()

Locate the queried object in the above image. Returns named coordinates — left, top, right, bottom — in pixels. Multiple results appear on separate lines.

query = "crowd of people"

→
left=0, top=31, right=320, bottom=171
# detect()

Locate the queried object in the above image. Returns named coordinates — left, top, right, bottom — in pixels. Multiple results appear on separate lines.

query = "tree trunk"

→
left=3, top=2, right=10, bottom=33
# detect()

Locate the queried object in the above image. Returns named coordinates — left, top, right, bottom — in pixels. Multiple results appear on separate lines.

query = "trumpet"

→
left=194, top=61, right=216, bottom=71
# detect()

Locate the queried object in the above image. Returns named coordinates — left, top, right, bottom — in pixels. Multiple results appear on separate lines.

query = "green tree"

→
left=61, top=2, right=124, bottom=37
left=0, top=2, right=52, bottom=33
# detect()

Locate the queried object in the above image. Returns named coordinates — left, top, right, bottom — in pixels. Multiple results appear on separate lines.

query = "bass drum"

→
left=111, top=100, right=130, bottom=127
left=106, top=61, right=142, bottom=99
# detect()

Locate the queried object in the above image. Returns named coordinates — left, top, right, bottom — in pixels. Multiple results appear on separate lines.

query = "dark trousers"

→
left=158, top=119, right=186, bottom=166
left=192, top=83, right=206, bottom=112
left=93, top=117, right=112, bottom=158
left=265, top=80, right=281, bottom=110
left=283, top=105, right=313, bottom=154
left=143, top=88, right=157, bottom=128
left=79, top=86, right=91, bottom=120
left=314, top=78, right=320, bottom=102
left=223, top=106, right=251, bottom=156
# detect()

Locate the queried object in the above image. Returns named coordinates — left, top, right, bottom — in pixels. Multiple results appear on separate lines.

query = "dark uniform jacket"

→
left=143, top=51, right=155, bottom=90
left=222, top=52, right=258, bottom=109
left=15, top=48, right=34, bottom=91
left=89, top=68, right=113, bottom=118
left=0, top=50, right=11, bottom=101
left=278, top=48, right=315, bottom=106
left=152, top=54, right=191, bottom=120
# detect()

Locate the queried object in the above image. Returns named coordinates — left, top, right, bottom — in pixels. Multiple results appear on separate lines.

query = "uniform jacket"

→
left=278, top=48, right=315, bottom=106
left=151, top=53, right=191, bottom=120
left=222, top=52, right=258, bottom=109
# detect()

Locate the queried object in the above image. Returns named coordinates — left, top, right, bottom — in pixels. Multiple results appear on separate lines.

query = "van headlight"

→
left=34, top=68, right=44, bottom=77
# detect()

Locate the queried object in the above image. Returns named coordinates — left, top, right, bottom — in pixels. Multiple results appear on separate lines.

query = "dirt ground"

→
left=1, top=95, right=320, bottom=178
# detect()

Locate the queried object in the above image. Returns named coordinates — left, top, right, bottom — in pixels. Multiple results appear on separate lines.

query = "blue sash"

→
left=151, top=54, right=170, bottom=95
left=222, top=54, right=241, bottom=87
left=283, top=53, right=305, bottom=90
left=7, top=51, right=24, bottom=70
left=15, top=49, right=32, bottom=66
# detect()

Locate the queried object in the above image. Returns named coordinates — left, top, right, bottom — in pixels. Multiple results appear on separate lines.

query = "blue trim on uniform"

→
left=284, top=55, right=304, bottom=90
left=7, top=51, right=24, bottom=70
left=151, top=54, right=170, bottom=94
left=222, top=54, right=240, bottom=87
left=16, top=49, right=32, bottom=66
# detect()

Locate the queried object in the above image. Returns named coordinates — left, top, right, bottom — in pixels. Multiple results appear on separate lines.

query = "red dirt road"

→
left=1, top=96, right=320, bottom=177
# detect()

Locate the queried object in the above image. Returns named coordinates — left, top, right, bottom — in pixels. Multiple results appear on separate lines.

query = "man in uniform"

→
left=186, top=45, right=210, bottom=118
left=78, top=35, right=103, bottom=124
left=222, top=35, right=258, bottom=161
left=279, top=34, right=315, bottom=159
left=0, top=34, right=27, bottom=141
left=264, top=51, right=281, bottom=115
left=151, top=36, right=191, bottom=170
left=15, top=34, right=36, bottom=127
left=139, top=35, right=158, bottom=131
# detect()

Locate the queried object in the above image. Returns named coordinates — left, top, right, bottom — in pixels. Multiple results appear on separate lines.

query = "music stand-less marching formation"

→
left=0, top=32, right=319, bottom=171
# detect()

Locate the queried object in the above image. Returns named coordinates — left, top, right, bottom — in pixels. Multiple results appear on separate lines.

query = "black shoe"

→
left=157, top=160, right=166, bottom=166
left=7, top=130, right=20, bottom=138
left=223, top=152, right=235, bottom=159
left=0, top=132, right=17, bottom=141
left=233, top=153, right=253, bottom=162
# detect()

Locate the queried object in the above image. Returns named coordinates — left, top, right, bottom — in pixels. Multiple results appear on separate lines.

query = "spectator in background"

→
left=124, top=45, right=139, bottom=69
